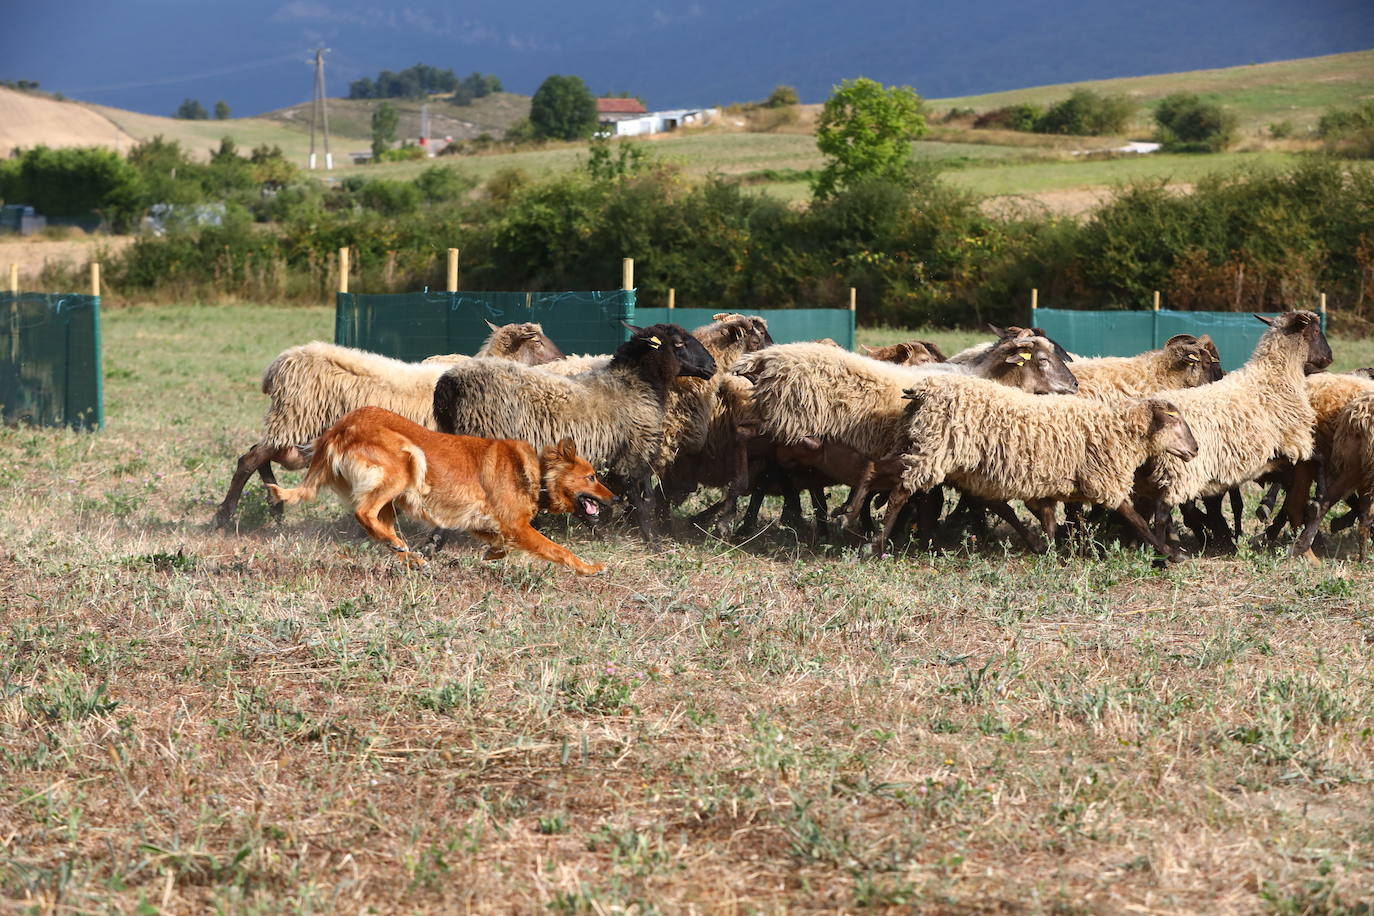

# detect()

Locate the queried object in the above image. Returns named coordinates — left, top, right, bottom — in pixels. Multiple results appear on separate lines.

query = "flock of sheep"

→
left=216, top=307, right=1374, bottom=564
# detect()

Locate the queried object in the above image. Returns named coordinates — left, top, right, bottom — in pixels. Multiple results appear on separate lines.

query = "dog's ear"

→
left=554, top=437, right=578, bottom=464
left=485, top=319, right=501, bottom=332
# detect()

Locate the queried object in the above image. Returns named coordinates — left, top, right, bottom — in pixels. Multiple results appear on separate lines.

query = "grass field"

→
left=2, top=303, right=1373, bottom=911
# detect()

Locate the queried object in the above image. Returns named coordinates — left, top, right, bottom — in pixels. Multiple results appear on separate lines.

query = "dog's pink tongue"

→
left=582, top=498, right=599, bottom=516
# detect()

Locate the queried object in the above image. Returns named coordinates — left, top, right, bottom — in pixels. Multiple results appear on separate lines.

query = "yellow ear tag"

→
left=1164, top=411, right=1179, bottom=417
left=1018, top=353, right=1031, bottom=364
left=647, top=336, right=662, bottom=349
left=1187, top=353, right=1200, bottom=362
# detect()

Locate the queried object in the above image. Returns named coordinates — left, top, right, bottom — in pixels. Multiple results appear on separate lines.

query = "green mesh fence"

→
left=0, top=292, right=103, bottom=430
left=634, top=307, right=856, bottom=350
left=1031, top=308, right=1327, bottom=373
left=335, top=289, right=636, bottom=361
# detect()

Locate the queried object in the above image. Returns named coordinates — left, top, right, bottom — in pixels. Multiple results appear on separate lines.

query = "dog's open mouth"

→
left=574, top=494, right=610, bottom=523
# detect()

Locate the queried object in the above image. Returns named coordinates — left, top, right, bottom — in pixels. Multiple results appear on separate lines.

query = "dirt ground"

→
left=0, top=235, right=135, bottom=288
left=981, top=183, right=1197, bottom=219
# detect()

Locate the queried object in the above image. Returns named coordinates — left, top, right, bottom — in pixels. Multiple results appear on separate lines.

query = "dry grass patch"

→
left=1, top=303, right=1372, bottom=912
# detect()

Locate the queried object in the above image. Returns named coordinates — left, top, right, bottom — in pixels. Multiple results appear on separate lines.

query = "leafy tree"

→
left=349, top=63, right=459, bottom=99
left=766, top=85, right=800, bottom=108
left=812, top=77, right=927, bottom=199
left=1153, top=92, right=1237, bottom=152
left=529, top=75, right=599, bottom=142
left=175, top=98, right=208, bottom=120
left=213, top=100, right=231, bottom=120
left=371, top=102, right=399, bottom=160
left=452, top=72, right=503, bottom=105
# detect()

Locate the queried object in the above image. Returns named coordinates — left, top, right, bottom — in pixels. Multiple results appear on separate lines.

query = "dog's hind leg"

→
left=354, top=486, right=425, bottom=566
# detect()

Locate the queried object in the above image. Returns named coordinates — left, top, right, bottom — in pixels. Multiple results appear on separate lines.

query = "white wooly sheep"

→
left=1142, top=311, right=1332, bottom=517
left=213, top=323, right=561, bottom=527
left=888, top=374, right=1197, bottom=558
left=734, top=342, right=941, bottom=460
left=1071, top=334, right=1222, bottom=399
left=1289, top=385, right=1374, bottom=558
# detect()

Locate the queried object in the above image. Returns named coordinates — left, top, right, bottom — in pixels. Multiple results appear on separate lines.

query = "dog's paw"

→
left=576, top=562, right=606, bottom=576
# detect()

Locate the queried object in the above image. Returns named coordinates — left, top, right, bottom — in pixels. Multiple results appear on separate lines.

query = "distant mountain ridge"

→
left=5, top=0, right=1373, bottom=118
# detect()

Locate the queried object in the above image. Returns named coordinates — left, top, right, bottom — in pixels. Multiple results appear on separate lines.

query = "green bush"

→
left=1035, top=90, right=1135, bottom=136
left=1153, top=92, right=1237, bottom=152
left=0, top=146, right=143, bottom=229
left=974, top=104, right=1043, bottom=132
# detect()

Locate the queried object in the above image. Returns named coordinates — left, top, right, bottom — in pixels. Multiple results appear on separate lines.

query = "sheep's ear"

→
left=1254, top=314, right=1275, bottom=327
left=861, top=344, right=876, bottom=354
left=1164, top=334, right=1196, bottom=348
left=919, top=340, right=948, bottom=361
left=485, top=319, right=501, bottom=332
left=987, top=324, right=1006, bottom=337
left=621, top=320, right=643, bottom=333
left=1291, top=311, right=1314, bottom=327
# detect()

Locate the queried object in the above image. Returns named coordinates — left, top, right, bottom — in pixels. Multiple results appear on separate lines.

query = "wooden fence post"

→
left=90, top=262, right=101, bottom=298
left=849, top=288, right=857, bottom=312
left=1320, top=292, right=1327, bottom=319
left=1152, top=290, right=1161, bottom=311
left=667, top=288, right=675, bottom=309
left=8, top=263, right=17, bottom=294
left=446, top=248, right=459, bottom=292
left=622, top=258, right=634, bottom=291
left=338, top=247, right=349, bottom=294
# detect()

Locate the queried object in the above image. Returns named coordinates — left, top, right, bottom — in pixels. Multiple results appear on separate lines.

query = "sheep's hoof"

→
left=1296, top=547, right=1322, bottom=566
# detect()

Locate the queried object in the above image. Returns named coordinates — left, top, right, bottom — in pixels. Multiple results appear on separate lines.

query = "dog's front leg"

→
left=505, top=521, right=604, bottom=575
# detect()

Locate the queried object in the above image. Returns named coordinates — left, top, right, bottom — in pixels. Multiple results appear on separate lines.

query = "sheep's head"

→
left=701, top=313, right=774, bottom=361
left=1163, top=334, right=1224, bottom=385
left=987, top=335, right=1078, bottom=395
left=1352, top=367, right=1374, bottom=381
left=616, top=322, right=717, bottom=382
left=862, top=340, right=945, bottom=366
left=1144, top=399, right=1198, bottom=462
left=480, top=320, right=565, bottom=365
left=712, top=313, right=775, bottom=353
left=989, top=324, right=1073, bottom=364
left=1255, top=310, right=1332, bottom=375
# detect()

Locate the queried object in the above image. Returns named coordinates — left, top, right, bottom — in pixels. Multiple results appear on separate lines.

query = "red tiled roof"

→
left=597, top=98, right=646, bottom=114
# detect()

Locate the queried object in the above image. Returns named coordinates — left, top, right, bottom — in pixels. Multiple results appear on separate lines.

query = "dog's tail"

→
left=267, top=432, right=334, bottom=505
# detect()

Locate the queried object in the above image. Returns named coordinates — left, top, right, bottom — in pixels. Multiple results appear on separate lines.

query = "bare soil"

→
left=0, top=235, right=135, bottom=287
left=0, top=88, right=136, bottom=157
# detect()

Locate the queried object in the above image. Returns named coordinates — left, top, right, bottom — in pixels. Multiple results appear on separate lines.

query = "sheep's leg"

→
left=1200, top=494, right=1237, bottom=552
left=1290, top=460, right=1341, bottom=559
left=837, top=458, right=879, bottom=529
left=625, top=476, right=659, bottom=539
left=777, top=473, right=808, bottom=533
left=1280, top=461, right=1316, bottom=537
left=872, top=485, right=914, bottom=557
left=1329, top=494, right=1363, bottom=532
left=984, top=500, right=1046, bottom=554
left=1178, top=500, right=1212, bottom=549
left=1228, top=486, right=1245, bottom=539
left=214, top=442, right=278, bottom=527
left=257, top=462, right=286, bottom=521
left=1115, top=500, right=1183, bottom=562
left=1357, top=496, right=1373, bottom=562
left=1027, top=498, right=1058, bottom=544
left=1255, top=479, right=1284, bottom=523
left=808, top=485, right=829, bottom=542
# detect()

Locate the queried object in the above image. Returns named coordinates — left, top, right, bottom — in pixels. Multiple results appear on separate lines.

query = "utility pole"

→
left=307, top=46, right=333, bottom=170
left=420, top=102, right=429, bottom=156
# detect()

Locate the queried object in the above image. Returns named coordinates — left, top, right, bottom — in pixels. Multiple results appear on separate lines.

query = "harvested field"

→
left=0, top=235, right=135, bottom=288
left=0, top=303, right=1372, bottom=912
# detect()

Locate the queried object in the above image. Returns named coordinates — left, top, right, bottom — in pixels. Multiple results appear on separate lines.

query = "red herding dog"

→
left=268, top=407, right=614, bottom=575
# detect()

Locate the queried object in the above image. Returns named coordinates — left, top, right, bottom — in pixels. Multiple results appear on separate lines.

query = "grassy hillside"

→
left=930, top=48, right=1374, bottom=136
left=259, top=91, right=532, bottom=143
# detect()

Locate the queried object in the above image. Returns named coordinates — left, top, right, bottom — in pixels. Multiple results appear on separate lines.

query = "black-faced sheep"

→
left=213, top=321, right=564, bottom=527
left=431, top=323, right=716, bottom=535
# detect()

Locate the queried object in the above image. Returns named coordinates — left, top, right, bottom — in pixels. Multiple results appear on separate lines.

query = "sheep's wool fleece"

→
left=738, top=343, right=933, bottom=458
left=539, top=354, right=612, bottom=376
left=1306, top=372, right=1374, bottom=441
left=260, top=342, right=463, bottom=447
left=1071, top=349, right=1203, bottom=399
left=1147, top=325, right=1315, bottom=504
left=435, top=360, right=664, bottom=478
left=900, top=374, right=1162, bottom=508
left=1328, top=390, right=1374, bottom=495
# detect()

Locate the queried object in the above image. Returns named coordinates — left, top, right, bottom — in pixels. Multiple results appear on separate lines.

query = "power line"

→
left=57, top=53, right=302, bottom=96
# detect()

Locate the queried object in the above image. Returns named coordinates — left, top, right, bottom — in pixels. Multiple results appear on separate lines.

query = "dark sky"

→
left=4, top=0, right=1372, bottom=117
